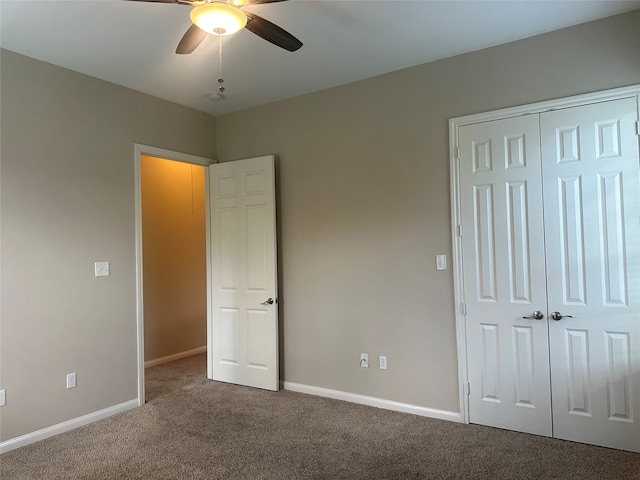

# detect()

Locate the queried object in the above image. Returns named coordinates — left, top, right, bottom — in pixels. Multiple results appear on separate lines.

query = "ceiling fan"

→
left=129, top=0, right=302, bottom=54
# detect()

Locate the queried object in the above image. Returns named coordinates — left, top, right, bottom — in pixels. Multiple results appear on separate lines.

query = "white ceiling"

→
left=1, top=0, right=639, bottom=116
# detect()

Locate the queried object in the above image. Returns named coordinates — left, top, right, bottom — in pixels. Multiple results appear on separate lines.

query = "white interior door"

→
left=459, top=114, right=552, bottom=436
left=209, top=155, right=279, bottom=391
left=541, top=98, right=640, bottom=451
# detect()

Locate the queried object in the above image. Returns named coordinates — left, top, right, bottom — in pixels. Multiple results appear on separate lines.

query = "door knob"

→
left=551, top=311, right=573, bottom=321
left=260, top=298, right=275, bottom=305
left=522, top=311, right=544, bottom=320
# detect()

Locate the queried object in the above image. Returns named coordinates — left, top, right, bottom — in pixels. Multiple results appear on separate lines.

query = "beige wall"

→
left=0, top=49, right=216, bottom=441
left=216, top=11, right=640, bottom=412
left=141, top=156, right=206, bottom=362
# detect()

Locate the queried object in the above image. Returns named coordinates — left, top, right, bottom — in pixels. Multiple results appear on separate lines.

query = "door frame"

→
left=133, top=144, right=216, bottom=406
left=449, top=84, right=640, bottom=424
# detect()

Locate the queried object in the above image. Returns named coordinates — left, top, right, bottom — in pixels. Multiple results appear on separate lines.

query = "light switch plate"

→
left=436, top=255, right=447, bottom=271
left=0, top=389, right=5, bottom=406
left=379, top=356, right=388, bottom=370
left=95, top=262, right=110, bottom=277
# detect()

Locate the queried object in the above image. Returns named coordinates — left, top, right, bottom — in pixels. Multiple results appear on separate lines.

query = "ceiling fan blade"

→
left=126, top=0, right=201, bottom=4
left=176, top=24, right=208, bottom=54
left=232, top=0, right=289, bottom=5
left=243, top=11, right=302, bottom=52
left=126, top=0, right=181, bottom=3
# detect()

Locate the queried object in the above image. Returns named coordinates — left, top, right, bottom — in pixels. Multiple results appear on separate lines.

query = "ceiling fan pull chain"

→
left=218, top=35, right=225, bottom=93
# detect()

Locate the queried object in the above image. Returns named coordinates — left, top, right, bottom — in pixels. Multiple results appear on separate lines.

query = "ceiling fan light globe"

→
left=190, top=3, right=247, bottom=36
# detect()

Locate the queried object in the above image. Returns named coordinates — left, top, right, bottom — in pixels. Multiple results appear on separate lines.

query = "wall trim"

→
left=283, top=382, right=463, bottom=423
left=0, top=399, right=138, bottom=454
left=449, top=84, right=640, bottom=127
left=144, top=346, right=207, bottom=368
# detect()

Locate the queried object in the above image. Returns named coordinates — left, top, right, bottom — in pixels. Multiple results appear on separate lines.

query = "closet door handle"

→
left=260, top=298, right=275, bottom=305
left=522, top=311, right=544, bottom=320
left=551, top=311, right=573, bottom=321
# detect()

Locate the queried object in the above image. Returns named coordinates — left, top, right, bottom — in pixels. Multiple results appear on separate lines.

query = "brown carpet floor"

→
left=1, top=353, right=639, bottom=479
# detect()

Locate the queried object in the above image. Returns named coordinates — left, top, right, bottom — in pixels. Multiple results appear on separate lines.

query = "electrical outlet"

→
left=379, top=356, right=388, bottom=370
left=360, top=353, right=369, bottom=368
left=0, top=389, right=5, bottom=406
left=66, top=372, right=77, bottom=389
left=436, top=255, right=447, bottom=271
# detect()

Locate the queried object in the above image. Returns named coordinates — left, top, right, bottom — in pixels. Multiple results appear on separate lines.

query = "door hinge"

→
left=457, top=224, right=464, bottom=237
left=636, top=121, right=640, bottom=135
left=461, top=302, right=467, bottom=315
left=463, top=382, right=470, bottom=396
left=455, top=146, right=460, bottom=160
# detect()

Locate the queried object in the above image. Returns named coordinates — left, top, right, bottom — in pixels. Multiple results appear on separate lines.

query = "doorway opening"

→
left=140, top=155, right=206, bottom=363
left=134, top=144, right=215, bottom=405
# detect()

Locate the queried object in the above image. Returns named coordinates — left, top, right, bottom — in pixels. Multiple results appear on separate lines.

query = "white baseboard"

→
left=145, top=346, right=207, bottom=368
left=283, top=382, right=463, bottom=423
left=0, top=399, right=138, bottom=454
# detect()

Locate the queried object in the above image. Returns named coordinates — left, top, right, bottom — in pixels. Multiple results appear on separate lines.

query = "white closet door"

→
left=541, top=98, right=640, bottom=452
left=459, top=114, right=552, bottom=436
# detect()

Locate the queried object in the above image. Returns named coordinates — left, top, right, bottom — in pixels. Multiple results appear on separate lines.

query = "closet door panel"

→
left=541, top=97, right=640, bottom=452
left=459, top=115, right=552, bottom=436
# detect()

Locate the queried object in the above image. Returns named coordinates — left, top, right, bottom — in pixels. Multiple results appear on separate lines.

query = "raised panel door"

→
left=459, top=115, right=552, bottom=436
left=541, top=98, right=640, bottom=452
left=209, top=156, right=279, bottom=391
